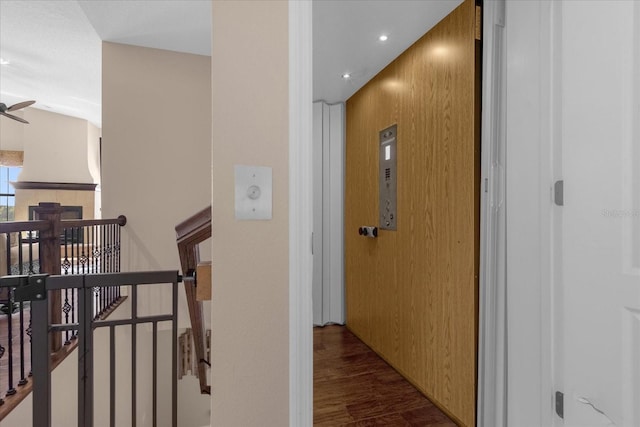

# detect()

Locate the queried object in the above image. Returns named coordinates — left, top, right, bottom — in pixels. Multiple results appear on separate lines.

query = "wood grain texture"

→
left=345, top=1, right=480, bottom=425
left=196, top=261, right=212, bottom=301
left=314, top=325, right=456, bottom=426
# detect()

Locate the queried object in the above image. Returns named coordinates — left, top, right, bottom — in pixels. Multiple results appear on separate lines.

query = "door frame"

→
left=480, top=1, right=561, bottom=425
left=503, top=0, right=556, bottom=426
left=291, top=0, right=566, bottom=425
left=288, top=0, right=314, bottom=425
left=477, top=1, right=507, bottom=426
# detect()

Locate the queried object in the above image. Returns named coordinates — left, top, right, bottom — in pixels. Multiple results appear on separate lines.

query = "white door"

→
left=559, top=1, right=640, bottom=426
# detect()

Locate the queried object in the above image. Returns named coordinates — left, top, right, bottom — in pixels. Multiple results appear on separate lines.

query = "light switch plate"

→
left=234, top=165, right=272, bottom=220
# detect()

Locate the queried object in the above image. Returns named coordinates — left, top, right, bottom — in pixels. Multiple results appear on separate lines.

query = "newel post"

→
left=33, top=202, right=63, bottom=352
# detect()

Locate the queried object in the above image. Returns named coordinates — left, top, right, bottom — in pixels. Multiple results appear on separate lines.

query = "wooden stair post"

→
left=33, top=202, right=63, bottom=352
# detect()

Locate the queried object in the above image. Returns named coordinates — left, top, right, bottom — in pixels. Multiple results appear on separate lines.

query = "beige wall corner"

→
left=211, top=1, right=289, bottom=425
left=102, top=41, right=211, bottom=274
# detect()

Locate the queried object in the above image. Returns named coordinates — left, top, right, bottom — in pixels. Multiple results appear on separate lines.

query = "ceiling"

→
left=0, top=0, right=462, bottom=128
left=313, top=0, right=462, bottom=104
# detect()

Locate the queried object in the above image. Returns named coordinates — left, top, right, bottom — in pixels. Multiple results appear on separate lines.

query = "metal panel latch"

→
left=0, top=274, right=49, bottom=302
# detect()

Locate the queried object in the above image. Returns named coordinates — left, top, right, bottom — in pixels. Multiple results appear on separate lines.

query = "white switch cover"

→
left=234, top=165, right=272, bottom=220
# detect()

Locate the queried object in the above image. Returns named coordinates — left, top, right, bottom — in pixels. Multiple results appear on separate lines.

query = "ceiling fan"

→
left=0, top=100, right=35, bottom=124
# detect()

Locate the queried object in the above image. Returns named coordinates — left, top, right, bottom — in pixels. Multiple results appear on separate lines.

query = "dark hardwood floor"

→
left=314, top=325, right=456, bottom=426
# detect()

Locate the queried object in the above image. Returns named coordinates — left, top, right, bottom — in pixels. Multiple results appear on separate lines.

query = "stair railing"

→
left=175, top=206, right=211, bottom=395
left=0, top=202, right=127, bottom=420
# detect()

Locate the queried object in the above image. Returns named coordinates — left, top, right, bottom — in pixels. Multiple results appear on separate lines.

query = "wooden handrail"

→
left=175, top=206, right=211, bottom=395
left=61, top=215, right=127, bottom=228
left=0, top=220, right=49, bottom=234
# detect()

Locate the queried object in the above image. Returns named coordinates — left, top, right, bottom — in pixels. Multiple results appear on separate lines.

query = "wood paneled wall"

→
left=345, top=1, right=480, bottom=426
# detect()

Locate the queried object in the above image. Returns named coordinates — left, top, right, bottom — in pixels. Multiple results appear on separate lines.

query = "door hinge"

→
left=555, top=390, right=564, bottom=419
left=554, top=180, right=564, bottom=206
left=0, top=274, right=49, bottom=302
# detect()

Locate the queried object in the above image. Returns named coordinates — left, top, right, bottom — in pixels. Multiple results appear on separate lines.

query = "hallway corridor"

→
left=314, top=325, right=456, bottom=426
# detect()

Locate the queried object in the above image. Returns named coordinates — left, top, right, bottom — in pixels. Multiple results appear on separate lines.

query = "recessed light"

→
left=342, top=73, right=351, bottom=79
left=379, top=35, right=388, bottom=42
left=0, top=58, right=10, bottom=65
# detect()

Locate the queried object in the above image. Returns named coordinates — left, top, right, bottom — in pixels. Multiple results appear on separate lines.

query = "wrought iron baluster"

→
left=116, top=223, right=121, bottom=298
left=94, top=286, right=100, bottom=320
left=5, top=232, right=10, bottom=275
left=71, top=228, right=76, bottom=275
left=88, top=225, right=92, bottom=273
left=111, top=223, right=116, bottom=273
left=111, top=224, right=115, bottom=303
left=3, top=233, right=14, bottom=397
left=17, top=232, right=23, bottom=275
left=6, top=289, right=15, bottom=396
left=28, top=231, right=35, bottom=274
left=100, top=224, right=105, bottom=274
left=104, top=224, right=111, bottom=273
left=101, top=224, right=105, bottom=274
left=75, top=227, right=81, bottom=274
left=104, top=224, right=112, bottom=272
left=81, top=226, right=87, bottom=274
left=62, top=229, right=71, bottom=275
left=63, top=288, right=71, bottom=345
left=92, top=226, right=98, bottom=273
left=71, top=287, right=77, bottom=341
left=63, top=228, right=72, bottom=344
left=116, top=222, right=121, bottom=273
left=0, top=302, right=5, bottom=405
left=26, top=311, right=32, bottom=377
left=103, top=224, right=108, bottom=310
left=18, top=301, right=27, bottom=386
left=110, top=223, right=114, bottom=272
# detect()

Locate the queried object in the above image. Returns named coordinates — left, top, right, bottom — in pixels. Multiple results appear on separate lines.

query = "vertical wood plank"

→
left=345, top=1, right=480, bottom=425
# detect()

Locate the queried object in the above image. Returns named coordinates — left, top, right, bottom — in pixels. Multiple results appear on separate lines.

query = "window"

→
left=0, top=166, right=21, bottom=221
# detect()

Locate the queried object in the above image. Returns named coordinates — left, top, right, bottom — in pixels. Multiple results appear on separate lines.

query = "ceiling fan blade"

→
left=7, top=100, right=35, bottom=111
left=0, top=111, right=29, bottom=124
